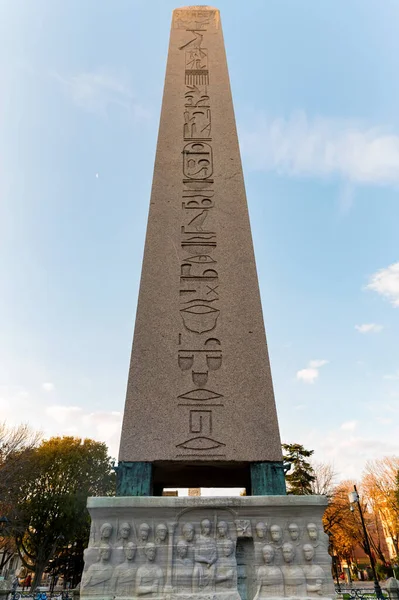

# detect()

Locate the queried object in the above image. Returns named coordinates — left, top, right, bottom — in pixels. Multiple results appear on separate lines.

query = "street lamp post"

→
left=328, top=531, right=341, bottom=592
left=348, top=485, right=384, bottom=600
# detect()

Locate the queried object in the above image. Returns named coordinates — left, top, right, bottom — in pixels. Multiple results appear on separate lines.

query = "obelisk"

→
left=80, top=9, right=336, bottom=600
left=117, top=5, right=285, bottom=495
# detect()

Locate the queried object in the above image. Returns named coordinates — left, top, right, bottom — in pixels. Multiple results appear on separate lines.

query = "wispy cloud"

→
left=384, top=371, right=399, bottom=381
left=42, top=382, right=55, bottom=392
left=308, top=429, right=399, bottom=480
left=366, top=262, right=399, bottom=307
left=0, top=383, right=122, bottom=459
left=355, top=323, right=383, bottom=334
left=296, top=359, right=328, bottom=384
left=341, top=420, right=358, bottom=431
left=44, top=405, right=122, bottom=457
left=239, top=111, right=399, bottom=186
left=53, top=67, right=151, bottom=121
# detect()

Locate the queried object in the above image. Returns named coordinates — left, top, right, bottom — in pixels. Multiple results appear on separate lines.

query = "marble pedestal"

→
left=81, top=495, right=334, bottom=600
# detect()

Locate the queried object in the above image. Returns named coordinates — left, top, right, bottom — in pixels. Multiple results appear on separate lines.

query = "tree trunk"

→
left=32, top=562, right=46, bottom=592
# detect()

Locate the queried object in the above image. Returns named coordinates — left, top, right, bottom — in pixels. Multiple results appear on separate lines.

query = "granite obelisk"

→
left=80, top=9, right=336, bottom=600
left=118, top=6, right=285, bottom=494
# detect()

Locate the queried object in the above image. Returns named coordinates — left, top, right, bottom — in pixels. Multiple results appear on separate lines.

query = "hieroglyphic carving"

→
left=183, top=142, right=213, bottom=179
left=176, top=436, right=226, bottom=451
left=173, top=8, right=219, bottom=31
left=189, top=409, right=213, bottom=434
left=176, top=12, right=224, bottom=458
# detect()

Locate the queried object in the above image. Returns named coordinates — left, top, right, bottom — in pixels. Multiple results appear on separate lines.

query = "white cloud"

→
left=309, top=359, right=328, bottom=368
left=384, top=371, right=399, bottom=381
left=0, top=383, right=122, bottom=459
left=296, top=359, right=328, bottom=384
left=313, top=431, right=399, bottom=480
left=46, top=405, right=82, bottom=423
left=42, top=382, right=55, bottom=392
left=239, top=111, right=399, bottom=185
left=355, top=323, right=383, bottom=334
left=377, top=417, right=393, bottom=425
left=53, top=67, right=151, bottom=121
left=296, top=368, right=319, bottom=383
left=44, top=405, right=122, bottom=457
left=366, top=262, right=399, bottom=307
left=341, top=420, right=358, bottom=431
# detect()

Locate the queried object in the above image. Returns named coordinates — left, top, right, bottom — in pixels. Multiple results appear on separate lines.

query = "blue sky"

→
left=1, top=0, right=399, bottom=481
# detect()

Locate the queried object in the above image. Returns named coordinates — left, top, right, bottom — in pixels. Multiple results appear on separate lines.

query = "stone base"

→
left=81, top=495, right=334, bottom=600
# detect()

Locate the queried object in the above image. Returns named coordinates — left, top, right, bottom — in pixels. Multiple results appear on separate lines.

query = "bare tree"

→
left=310, top=461, right=337, bottom=497
left=0, top=422, right=41, bottom=574
left=0, top=422, right=41, bottom=460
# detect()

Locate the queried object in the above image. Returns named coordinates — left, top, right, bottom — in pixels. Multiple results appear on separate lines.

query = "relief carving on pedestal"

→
left=81, top=546, right=113, bottom=596
left=280, top=543, right=307, bottom=598
left=81, top=513, right=333, bottom=600
left=254, top=544, right=284, bottom=599
left=192, top=518, right=217, bottom=592
left=302, top=544, right=326, bottom=597
left=112, top=542, right=137, bottom=596
left=136, top=543, right=164, bottom=597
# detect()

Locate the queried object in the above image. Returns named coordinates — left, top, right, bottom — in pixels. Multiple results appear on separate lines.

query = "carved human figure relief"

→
left=254, top=522, right=268, bottom=565
left=137, top=523, right=151, bottom=563
left=83, top=522, right=113, bottom=569
left=216, top=520, right=230, bottom=540
left=174, top=540, right=194, bottom=592
left=253, top=545, right=283, bottom=600
left=81, top=546, right=113, bottom=595
left=215, top=539, right=237, bottom=591
left=270, top=524, right=283, bottom=565
left=281, top=543, right=307, bottom=597
left=288, top=523, right=301, bottom=548
left=139, top=523, right=151, bottom=543
left=181, top=522, right=195, bottom=560
left=306, top=523, right=330, bottom=565
left=115, top=522, right=131, bottom=564
left=112, top=542, right=137, bottom=596
left=255, top=522, right=267, bottom=541
left=118, top=522, right=131, bottom=543
left=154, top=523, right=168, bottom=577
left=155, top=523, right=168, bottom=544
left=302, top=544, right=325, bottom=597
left=216, top=520, right=232, bottom=555
left=192, top=518, right=218, bottom=592
left=100, top=522, right=113, bottom=545
left=136, top=543, right=164, bottom=597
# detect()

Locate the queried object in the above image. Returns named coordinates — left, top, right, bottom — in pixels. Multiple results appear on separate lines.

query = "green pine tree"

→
left=282, top=443, right=316, bottom=495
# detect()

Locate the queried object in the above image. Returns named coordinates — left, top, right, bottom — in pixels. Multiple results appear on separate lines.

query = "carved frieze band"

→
left=176, top=12, right=224, bottom=457
left=81, top=515, right=333, bottom=599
